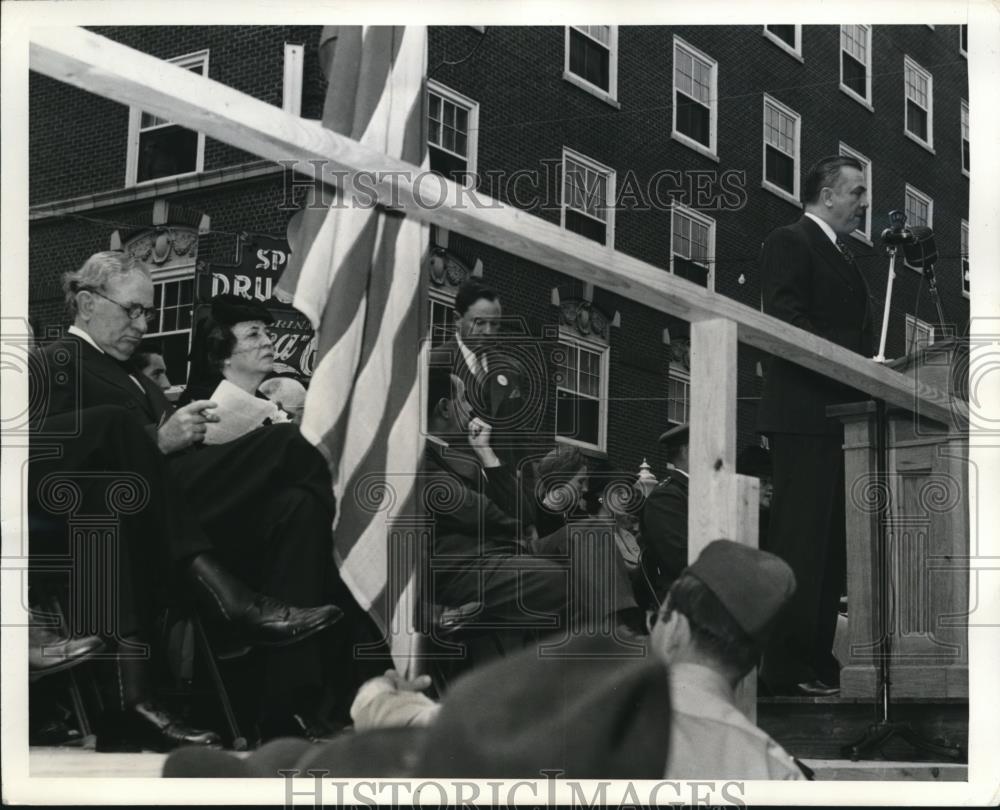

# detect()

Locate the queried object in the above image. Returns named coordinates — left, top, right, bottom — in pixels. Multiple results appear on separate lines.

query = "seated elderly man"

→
left=29, top=251, right=343, bottom=749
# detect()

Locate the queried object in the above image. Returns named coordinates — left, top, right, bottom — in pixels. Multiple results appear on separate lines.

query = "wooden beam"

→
left=689, top=318, right=739, bottom=556
left=688, top=318, right=759, bottom=718
left=28, top=27, right=959, bottom=425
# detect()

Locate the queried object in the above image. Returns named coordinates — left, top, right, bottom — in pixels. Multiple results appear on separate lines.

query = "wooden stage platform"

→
left=28, top=698, right=968, bottom=782
left=27, top=747, right=968, bottom=781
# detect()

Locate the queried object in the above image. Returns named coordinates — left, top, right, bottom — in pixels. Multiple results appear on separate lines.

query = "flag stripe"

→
left=278, top=25, right=429, bottom=667
left=336, top=218, right=426, bottom=562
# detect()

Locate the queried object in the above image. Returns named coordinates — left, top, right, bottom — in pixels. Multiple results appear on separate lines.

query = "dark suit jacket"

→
left=638, top=471, right=688, bottom=593
left=428, top=337, right=524, bottom=422
left=430, top=336, right=540, bottom=527
left=423, top=439, right=527, bottom=564
left=758, top=217, right=874, bottom=435
left=35, top=334, right=174, bottom=442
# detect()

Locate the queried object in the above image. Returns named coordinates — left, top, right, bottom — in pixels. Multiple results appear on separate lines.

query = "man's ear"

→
left=76, top=290, right=94, bottom=320
left=659, top=609, right=691, bottom=650
left=435, top=396, right=452, bottom=422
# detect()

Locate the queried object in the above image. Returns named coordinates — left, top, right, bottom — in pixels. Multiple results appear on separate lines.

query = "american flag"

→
left=276, top=26, right=429, bottom=671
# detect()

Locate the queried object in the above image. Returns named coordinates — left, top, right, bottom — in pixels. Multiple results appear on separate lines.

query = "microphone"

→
left=881, top=226, right=916, bottom=245
left=902, top=226, right=938, bottom=270
left=880, top=209, right=916, bottom=245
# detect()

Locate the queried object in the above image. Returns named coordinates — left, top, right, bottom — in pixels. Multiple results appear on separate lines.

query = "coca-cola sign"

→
left=195, top=233, right=316, bottom=378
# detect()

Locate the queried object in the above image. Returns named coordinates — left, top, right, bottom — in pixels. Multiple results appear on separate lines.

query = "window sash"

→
left=140, top=62, right=206, bottom=131
left=667, top=369, right=690, bottom=425
left=149, top=277, right=194, bottom=337
left=905, top=64, right=929, bottom=108
left=563, top=158, right=609, bottom=222
left=428, top=296, right=456, bottom=346
left=572, top=25, right=611, bottom=47
left=674, top=47, right=712, bottom=105
left=428, top=93, right=470, bottom=159
left=905, top=192, right=930, bottom=228
left=672, top=212, right=709, bottom=265
left=841, top=25, right=868, bottom=63
left=764, top=104, right=796, bottom=155
left=766, top=25, right=797, bottom=49
left=555, top=338, right=605, bottom=448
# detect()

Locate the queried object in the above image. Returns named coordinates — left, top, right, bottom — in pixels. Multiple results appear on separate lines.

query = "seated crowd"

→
left=29, top=259, right=798, bottom=779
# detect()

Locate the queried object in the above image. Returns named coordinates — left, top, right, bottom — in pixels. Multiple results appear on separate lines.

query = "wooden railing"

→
left=29, top=26, right=964, bottom=716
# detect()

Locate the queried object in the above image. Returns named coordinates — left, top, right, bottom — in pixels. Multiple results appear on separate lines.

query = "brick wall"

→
left=30, top=25, right=327, bottom=205
left=29, top=24, right=970, bottom=481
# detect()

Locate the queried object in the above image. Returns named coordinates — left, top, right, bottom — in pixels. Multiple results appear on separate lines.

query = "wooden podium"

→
left=830, top=338, right=969, bottom=700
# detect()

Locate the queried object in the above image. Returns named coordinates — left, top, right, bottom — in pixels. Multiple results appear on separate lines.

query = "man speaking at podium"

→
left=757, top=155, right=873, bottom=697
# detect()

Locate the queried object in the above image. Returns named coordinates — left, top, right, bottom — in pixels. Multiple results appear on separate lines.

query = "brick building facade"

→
left=28, top=24, right=970, bottom=478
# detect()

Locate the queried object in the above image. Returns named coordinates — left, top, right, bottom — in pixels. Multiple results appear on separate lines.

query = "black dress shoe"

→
left=188, top=553, right=343, bottom=649
left=30, top=718, right=86, bottom=747
left=794, top=679, right=840, bottom=697
left=238, top=596, right=343, bottom=648
left=96, top=701, right=221, bottom=753
left=29, top=628, right=106, bottom=680
left=258, top=712, right=342, bottom=744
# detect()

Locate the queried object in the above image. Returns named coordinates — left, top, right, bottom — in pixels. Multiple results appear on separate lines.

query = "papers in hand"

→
left=203, top=379, right=288, bottom=445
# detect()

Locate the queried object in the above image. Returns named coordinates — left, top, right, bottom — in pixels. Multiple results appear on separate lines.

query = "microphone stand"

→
left=922, top=260, right=948, bottom=339
left=872, top=244, right=899, bottom=363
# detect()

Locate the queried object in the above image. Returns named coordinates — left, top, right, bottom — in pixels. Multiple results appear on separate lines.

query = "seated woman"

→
left=532, top=444, right=589, bottom=540
left=186, top=295, right=293, bottom=443
left=532, top=460, right=643, bottom=635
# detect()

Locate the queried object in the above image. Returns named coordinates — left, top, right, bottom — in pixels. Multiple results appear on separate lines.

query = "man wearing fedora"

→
left=638, top=422, right=690, bottom=601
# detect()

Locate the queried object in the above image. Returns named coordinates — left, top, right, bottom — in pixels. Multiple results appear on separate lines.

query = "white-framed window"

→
left=961, top=99, right=970, bottom=176
left=762, top=94, right=801, bottom=204
left=840, top=25, right=872, bottom=108
left=905, top=313, right=936, bottom=351
left=959, top=25, right=968, bottom=57
left=670, top=204, right=716, bottom=289
left=427, top=80, right=479, bottom=185
left=904, top=184, right=933, bottom=271
left=428, top=290, right=456, bottom=347
left=904, top=55, right=934, bottom=150
left=667, top=363, right=690, bottom=426
left=125, top=50, right=208, bottom=187
left=564, top=26, right=618, bottom=104
left=904, top=184, right=932, bottom=228
left=282, top=43, right=305, bottom=117
left=838, top=143, right=872, bottom=242
left=145, top=268, right=195, bottom=384
left=672, top=36, right=718, bottom=160
left=554, top=332, right=609, bottom=451
left=561, top=148, right=616, bottom=248
left=763, top=25, right=802, bottom=60
left=961, top=220, right=970, bottom=299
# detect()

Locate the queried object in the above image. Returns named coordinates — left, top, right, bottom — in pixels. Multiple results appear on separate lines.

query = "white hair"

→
left=63, top=251, right=150, bottom=320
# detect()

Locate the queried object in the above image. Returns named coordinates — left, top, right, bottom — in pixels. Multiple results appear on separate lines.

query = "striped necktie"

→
left=835, top=239, right=855, bottom=264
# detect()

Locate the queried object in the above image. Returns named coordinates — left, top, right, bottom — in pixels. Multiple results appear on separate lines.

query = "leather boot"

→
left=95, top=646, right=221, bottom=753
left=29, top=614, right=106, bottom=681
left=186, top=553, right=342, bottom=648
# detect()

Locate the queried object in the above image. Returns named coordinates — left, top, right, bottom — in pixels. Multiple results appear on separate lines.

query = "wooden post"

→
left=689, top=317, right=761, bottom=719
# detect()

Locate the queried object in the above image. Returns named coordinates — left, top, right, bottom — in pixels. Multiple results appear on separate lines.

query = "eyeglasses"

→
left=82, top=288, right=158, bottom=323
